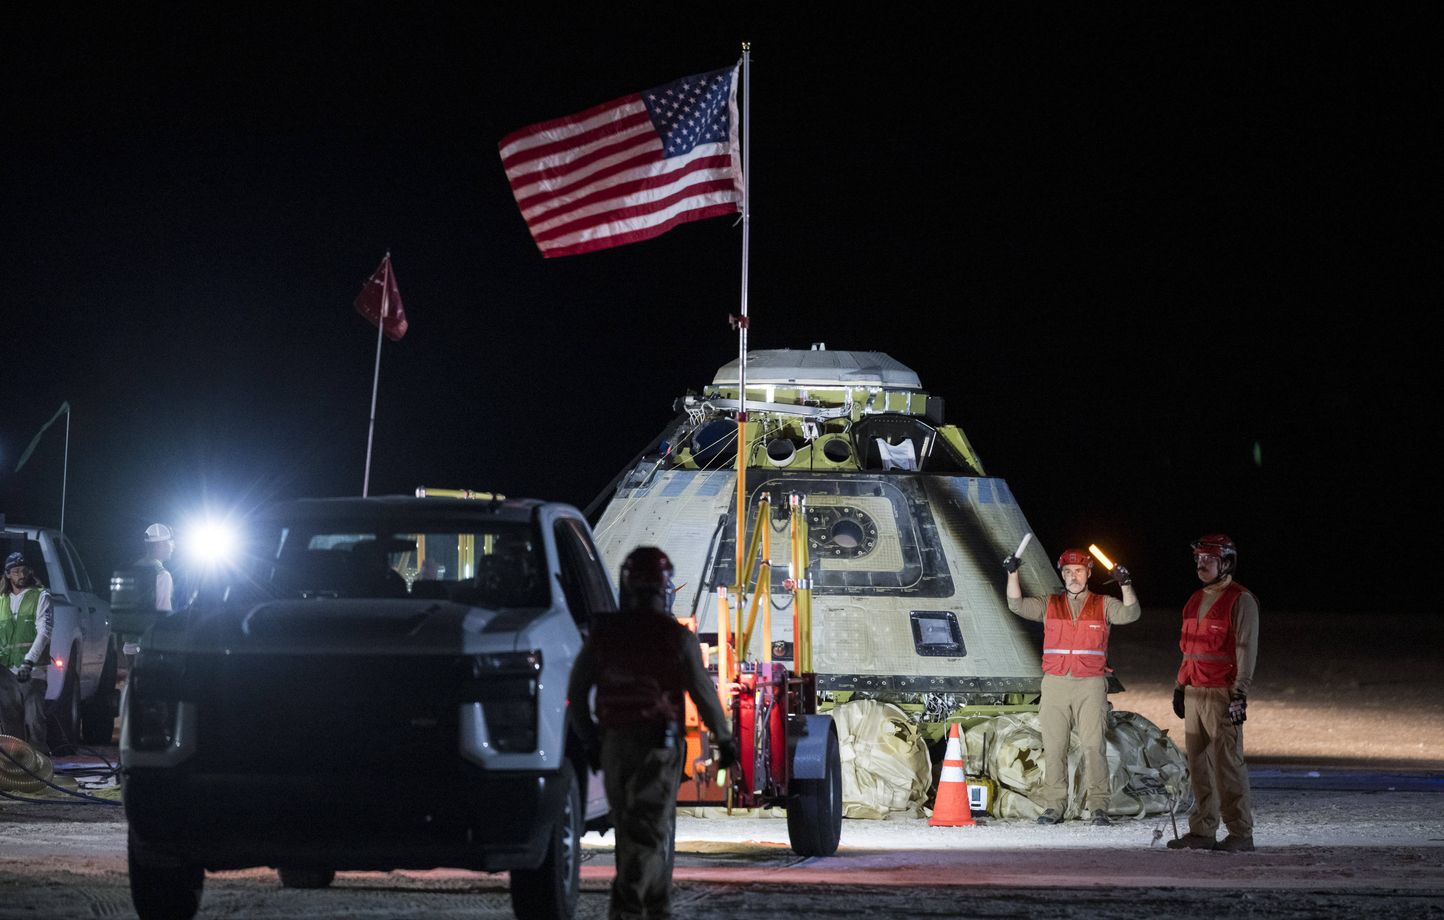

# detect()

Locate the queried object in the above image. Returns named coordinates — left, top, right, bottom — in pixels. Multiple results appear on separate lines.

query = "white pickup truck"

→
left=122, top=495, right=615, bottom=920
left=1, top=516, right=120, bottom=748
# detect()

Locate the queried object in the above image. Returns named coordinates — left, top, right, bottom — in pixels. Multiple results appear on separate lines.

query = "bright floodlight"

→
left=193, top=520, right=240, bottom=566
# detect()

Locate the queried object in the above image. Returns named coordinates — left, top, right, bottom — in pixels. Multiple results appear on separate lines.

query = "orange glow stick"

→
left=1088, top=544, right=1115, bottom=571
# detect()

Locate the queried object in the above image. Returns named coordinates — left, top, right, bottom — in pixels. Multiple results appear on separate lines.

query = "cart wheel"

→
left=787, top=720, right=842, bottom=856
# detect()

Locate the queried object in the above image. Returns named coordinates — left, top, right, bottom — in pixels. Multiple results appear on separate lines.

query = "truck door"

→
left=552, top=516, right=618, bottom=820
left=44, top=534, right=93, bottom=695
left=58, top=535, right=109, bottom=689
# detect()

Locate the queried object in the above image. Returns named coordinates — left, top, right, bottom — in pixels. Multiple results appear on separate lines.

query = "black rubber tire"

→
left=510, top=759, right=582, bottom=920
left=786, top=722, right=843, bottom=857
left=44, top=646, right=81, bottom=755
left=277, top=867, right=336, bottom=889
left=80, top=638, right=119, bottom=745
left=128, top=831, right=204, bottom=920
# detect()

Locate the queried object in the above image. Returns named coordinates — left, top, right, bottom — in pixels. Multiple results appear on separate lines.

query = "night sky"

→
left=3, top=7, right=1430, bottom=613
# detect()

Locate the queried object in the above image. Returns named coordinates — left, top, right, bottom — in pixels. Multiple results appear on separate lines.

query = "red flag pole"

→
left=361, top=252, right=390, bottom=497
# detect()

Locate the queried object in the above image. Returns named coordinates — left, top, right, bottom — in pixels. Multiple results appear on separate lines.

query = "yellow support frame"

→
left=721, top=490, right=813, bottom=677
left=789, top=493, right=813, bottom=675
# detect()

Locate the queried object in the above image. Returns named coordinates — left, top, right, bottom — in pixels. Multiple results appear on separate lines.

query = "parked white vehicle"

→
left=122, top=495, right=615, bottom=920
left=1, top=517, right=119, bottom=748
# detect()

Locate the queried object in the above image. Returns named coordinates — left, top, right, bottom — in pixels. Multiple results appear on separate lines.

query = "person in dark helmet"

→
left=1167, top=534, right=1259, bottom=853
left=567, top=546, right=738, bottom=920
left=0, top=552, right=54, bottom=753
left=1005, top=546, right=1140, bottom=826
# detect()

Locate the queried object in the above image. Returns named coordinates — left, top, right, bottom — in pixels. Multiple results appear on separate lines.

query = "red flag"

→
left=354, top=254, right=408, bottom=341
left=498, top=66, right=742, bottom=258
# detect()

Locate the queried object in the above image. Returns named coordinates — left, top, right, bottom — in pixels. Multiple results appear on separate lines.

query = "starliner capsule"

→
left=590, top=345, right=1067, bottom=742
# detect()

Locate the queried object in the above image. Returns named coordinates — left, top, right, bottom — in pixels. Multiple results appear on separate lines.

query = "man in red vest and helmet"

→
left=1006, top=546, right=1139, bottom=825
left=568, top=546, right=739, bottom=920
left=1166, top=534, right=1259, bottom=852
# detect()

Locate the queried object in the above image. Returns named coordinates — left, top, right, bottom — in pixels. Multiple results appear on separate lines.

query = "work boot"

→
left=1089, top=811, right=1112, bottom=827
left=1165, top=833, right=1217, bottom=850
left=1035, top=808, right=1062, bottom=825
left=1213, top=835, right=1255, bottom=853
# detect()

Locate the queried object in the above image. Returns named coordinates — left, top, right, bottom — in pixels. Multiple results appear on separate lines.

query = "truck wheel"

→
left=80, top=638, right=119, bottom=745
left=510, top=759, right=582, bottom=920
left=278, top=867, right=336, bottom=889
left=786, top=722, right=843, bottom=857
left=128, top=831, right=203, bottom=920
left=45, top=647, right=81, bottom=755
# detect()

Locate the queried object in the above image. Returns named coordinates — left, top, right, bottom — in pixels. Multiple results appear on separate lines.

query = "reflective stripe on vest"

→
left=1177, top=581, right=1245, bottom=688
left=1041, top=592, right=1110, bottom=678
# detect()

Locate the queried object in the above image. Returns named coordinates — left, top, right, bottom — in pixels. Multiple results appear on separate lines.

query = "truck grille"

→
left=189, top=654, right=467, bottom=774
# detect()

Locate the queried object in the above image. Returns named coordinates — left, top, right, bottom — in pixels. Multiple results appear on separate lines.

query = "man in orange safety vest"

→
left=1006, top=546, right=1139, bottom=826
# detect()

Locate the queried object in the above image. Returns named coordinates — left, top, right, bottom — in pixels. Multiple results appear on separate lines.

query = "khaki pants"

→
left=1183, top=686, right=1253, bottom=838
left=602, top=726, right=684, bottom=920
left=1037, top=674, right=1110, bottom=813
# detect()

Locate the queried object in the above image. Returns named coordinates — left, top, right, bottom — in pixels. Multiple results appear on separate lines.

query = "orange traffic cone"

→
left=929, top=723, right=976, bottom=827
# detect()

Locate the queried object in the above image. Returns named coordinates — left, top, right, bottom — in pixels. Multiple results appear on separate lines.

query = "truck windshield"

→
left=248, top=519, right=548, bottom=606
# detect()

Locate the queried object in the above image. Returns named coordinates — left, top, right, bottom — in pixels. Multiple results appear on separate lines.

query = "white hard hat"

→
left=145, top=523, right=174, bottom=543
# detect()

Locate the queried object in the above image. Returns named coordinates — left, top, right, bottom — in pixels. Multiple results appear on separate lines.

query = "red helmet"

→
left=1056, top=548, right=1093, bottom=570
left=1192, top=534, right=1237, bottom=574
left=1191, top=534, right=1237, bottom=559
left=620, top=546, right=675, bottom=592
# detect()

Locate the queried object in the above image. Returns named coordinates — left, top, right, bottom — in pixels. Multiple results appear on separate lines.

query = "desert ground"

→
left=2, top=606, right=1440, bottom=918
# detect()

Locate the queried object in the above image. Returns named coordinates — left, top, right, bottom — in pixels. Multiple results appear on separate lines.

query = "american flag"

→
left=499, top=66, right=742, bottom=258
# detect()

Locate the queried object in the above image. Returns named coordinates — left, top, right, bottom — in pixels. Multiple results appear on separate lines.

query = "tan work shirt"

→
left=1008, top=590, right=1142, bottom=628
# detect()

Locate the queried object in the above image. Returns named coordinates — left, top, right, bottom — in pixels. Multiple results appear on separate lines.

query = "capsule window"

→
left=910, top=610, right=965, bottom=657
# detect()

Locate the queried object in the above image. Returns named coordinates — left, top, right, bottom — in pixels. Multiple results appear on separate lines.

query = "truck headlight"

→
left=469, top=651, right=543, bottom=675
left=131, top=698, right=179, bottom=751
left=463, top=651, right=542, bottom=753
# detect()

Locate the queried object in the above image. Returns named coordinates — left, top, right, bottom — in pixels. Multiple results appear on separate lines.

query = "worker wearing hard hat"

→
left=1004, top=546, right=1139, bottom=826
left=138, top=523, right=175, bottom=613
left=1167, top=534, right=1259, bottom=853
left=1, top=552, right=54, bottom=753
left=568, top=547, right=739, bottom=920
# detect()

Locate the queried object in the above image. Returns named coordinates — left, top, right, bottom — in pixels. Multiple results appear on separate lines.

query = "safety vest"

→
left=1177, top=581, right=1246, bottom=688
left=1041, top=592, right=1110, bottom=678
left=1, top=588, right=41, bottom=669
left=590, top=609, right=689, bottom=730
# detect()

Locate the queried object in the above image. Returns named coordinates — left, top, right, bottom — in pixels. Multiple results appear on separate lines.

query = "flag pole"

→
left=361, top=252, right=390, bottom=497
left=60, top=408, right=70, bottom=532
left=13, top=402, right=71, bottom=530
left=732, top=44, right=752, bottom=637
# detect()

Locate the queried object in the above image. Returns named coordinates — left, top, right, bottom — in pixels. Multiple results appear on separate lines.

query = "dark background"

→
left=2, top=6, right=1430, bottom=612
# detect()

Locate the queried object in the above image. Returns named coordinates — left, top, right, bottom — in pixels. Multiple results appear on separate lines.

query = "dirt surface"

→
left=3, top=785, right=1443, bottom=920
left=1109, top=606, right=1444, bottom=768
left=1, top=607, right=1441, bottom=919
